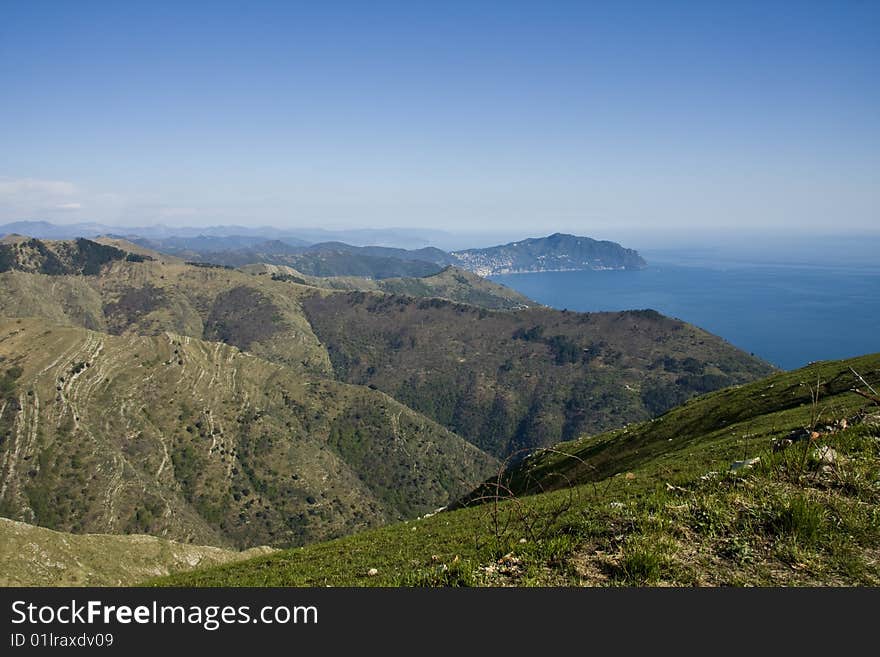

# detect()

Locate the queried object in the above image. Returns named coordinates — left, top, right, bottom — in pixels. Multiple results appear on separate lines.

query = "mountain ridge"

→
left=1, top=223, right=647, bottom=279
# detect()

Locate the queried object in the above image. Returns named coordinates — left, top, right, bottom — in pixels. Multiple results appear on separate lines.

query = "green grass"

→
left=149, top=353, right=880, bottom=587
left=492, top=352, right=880, bottom=498
left=767, top=495, right=826, bottom=545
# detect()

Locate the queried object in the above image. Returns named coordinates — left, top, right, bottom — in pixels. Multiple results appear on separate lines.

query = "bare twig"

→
left=799, top=374, right=824, bottom=478
left=850, top=367, right=878, bottom=396
left=465, top=445, right=595, bottom=552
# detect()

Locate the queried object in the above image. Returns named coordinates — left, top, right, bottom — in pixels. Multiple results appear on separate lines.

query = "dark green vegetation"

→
left=203, top=286, right=286, bottom=350
left=301, top=242, right=454, bottom=267
left=152, top=354, right=880, bottom=586
left=129, top=235, right=308, bottom=257
left=451, top=233, right=646, bottom=275
left=471, top=353, right=880, bottom=498
left=245, top=250, right=442, bottom=279
left=0, top=237, right=139, bottom=276
left=281, top=251, right=442, bottom=278
left=301, top=293, right=772, bottom=457
left=101, top=284, right=168, bottom=335
left=0, top=319, right=495, bottom=549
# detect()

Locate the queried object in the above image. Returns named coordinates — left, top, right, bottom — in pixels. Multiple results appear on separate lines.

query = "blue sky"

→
left=1, top=1, right=877, bottom=238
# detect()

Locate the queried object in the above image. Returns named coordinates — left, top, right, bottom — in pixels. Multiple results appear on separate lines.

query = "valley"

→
left=0, top=234, right=864, bottom=588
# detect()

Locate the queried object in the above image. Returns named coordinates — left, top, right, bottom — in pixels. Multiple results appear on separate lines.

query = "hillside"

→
left=0, top=237, right=150, bottom=275
left=0, top=318, right=496, bottom=548
left=129, top=236, right=455, bottom=273
left=301, top=293, right=773, bottom=457
left=165, top=244, right=444, bottom=278
left=0, top=517, right=273, bottom=586
left=151, top=353, right=880, bottom=587
left=302, top=241, right=455, bottom=266
left=93, top=236, right=184, bottom=264
left=0, top=242, right=771, bottom=458
left=0, top=237, right=778, bottom=567
left=0, top=249, right=333, bottom=377
left=468, top=352, right=880, bottom=499
left=128, top=235, right=308, bottom=257
left=244, top=264, right=534, bottom=310
left=451, top=233, right=647, bottom=276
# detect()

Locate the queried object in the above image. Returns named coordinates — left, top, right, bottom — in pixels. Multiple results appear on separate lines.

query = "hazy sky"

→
left=1, top=1, right=878, bottom=236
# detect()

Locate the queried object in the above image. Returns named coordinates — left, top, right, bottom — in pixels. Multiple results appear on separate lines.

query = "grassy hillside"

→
left=471, top=352, right=880, bottom=498
left=0, top=517, right=273, bottom=586
left=0, top=318, right=496, bottom=548
left=0, top=257, right=333, bottom=377
left=301, top=293, right=773, bottom=457
left=151, top=354, right=880, bottom=586
left=243, top=264, right=534, bottom=310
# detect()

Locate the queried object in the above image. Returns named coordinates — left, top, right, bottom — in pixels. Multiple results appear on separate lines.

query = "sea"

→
left=491, top=250, right=880, bottom=371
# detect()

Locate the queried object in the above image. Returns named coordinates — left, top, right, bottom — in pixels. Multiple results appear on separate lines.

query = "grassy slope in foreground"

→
left=151, top=353, right=880, bottom=586
left=0, top=517, right=273, bottom=586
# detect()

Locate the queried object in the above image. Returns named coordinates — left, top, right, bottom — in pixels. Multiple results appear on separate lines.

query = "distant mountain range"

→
left=0, top=221, right=468, bottom=250
left=0, top=222, right=647, bottom=278
left=124, top=233, right=646, bottom=278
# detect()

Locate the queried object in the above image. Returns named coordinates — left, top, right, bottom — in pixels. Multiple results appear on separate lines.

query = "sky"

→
left=1, top=1, right=878, bottom=239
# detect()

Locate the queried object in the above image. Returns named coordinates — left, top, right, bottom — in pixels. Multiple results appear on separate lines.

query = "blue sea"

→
left=492, top=254, right=880, bottom=370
